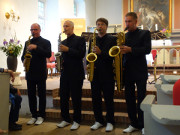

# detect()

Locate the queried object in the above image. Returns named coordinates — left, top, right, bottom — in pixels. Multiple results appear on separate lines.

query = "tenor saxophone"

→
left=86, top=28, right=97, bottom=82
left=109, top=27, right=127, bottom=91
left=24, top=35, right=32, bottom=72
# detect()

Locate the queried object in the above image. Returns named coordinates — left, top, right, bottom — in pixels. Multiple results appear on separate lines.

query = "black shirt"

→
left=21, top=36, right=51, bottom=80
left=61, top=34, right=86, bottom=80
left=124, top=28, right=151, bottom=81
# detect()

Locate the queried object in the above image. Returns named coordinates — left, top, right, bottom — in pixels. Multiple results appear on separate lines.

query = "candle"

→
left=141, top=25, right=143, bottom=30
left=155, top=24, right=158, bottom=31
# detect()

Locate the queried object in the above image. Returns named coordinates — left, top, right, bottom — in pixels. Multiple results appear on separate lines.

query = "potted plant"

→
left=0, top=37, right=22, bottom=72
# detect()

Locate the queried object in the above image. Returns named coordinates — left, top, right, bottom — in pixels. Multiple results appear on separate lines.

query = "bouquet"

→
left=0, top=37, right=22, bottom=57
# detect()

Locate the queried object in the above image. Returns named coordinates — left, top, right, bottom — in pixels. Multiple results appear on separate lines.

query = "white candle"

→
left=155, top=24, right=158, bottom=31
left=141, top=25, right=143, bottom=30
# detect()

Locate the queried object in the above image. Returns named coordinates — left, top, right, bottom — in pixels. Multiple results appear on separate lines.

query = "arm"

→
left=67, top=37, right=86, bottom=58
left=21, top=42, right=27, bottom=62
left=0, top=68, right=15, bottom=82
left=34, top=40, right=52, bottom=58
left=131, top=30, right=152, bottom=56
left=121, top=30, right=151, bottom=56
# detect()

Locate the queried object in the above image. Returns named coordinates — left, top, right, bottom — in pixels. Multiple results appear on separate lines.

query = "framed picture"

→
left=130, top=0, right=172, bottom=32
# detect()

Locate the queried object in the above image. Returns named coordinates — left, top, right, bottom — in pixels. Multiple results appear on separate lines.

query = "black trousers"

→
left=124, top=79, right=147, bottom=129
left=9, top=95, right=22, bottom=123
left=60, top=78, right=83, bottom=123
left=27, top=80, right=46, bottom=118
left=91, top=80, right=115, bottom=125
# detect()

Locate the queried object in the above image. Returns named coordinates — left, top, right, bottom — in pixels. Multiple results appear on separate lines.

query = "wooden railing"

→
left=151, top=45, right=180, bottom=65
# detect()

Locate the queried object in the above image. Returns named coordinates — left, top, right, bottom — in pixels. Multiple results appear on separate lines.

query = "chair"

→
left=148, top=50, right=158, bottom=84
left=173, top=79, right=180, bottom=105
left=47, top=52, right=57, bottom=78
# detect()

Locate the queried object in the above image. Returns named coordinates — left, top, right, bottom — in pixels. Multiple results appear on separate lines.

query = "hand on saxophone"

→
left=59, top=44, right=69, bottom=52
left=120, top=45, right=132, bottom=54
left=28, top=44, right=37, bottom=50
left=93, top=46, right=101, bottom=55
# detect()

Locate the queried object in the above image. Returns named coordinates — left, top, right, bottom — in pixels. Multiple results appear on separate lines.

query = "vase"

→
left=7, top=56, right=18, bottom=72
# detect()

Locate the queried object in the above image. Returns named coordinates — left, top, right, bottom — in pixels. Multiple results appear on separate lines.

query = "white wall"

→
left=84, top=0, right=96, bottom=27
left=96, top=0, right=123, bottom=25
left=45, top=0, right=60, bottom=53
left=0, top=0, right=38, bottom=76
left=75, top=0, right=86, bottom=18
left=45, top=0, right=74, bottom=53
left=84, top=0, right=123, bottom=27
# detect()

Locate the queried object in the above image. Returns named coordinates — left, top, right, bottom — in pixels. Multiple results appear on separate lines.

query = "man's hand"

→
left=120, top=45, right=132, bottom=54
left=93, top=46, right=101, bottom=55
left=59, top=44, right=69, bottom=52
left=28, top=44, right=37, bottom=51
left=17, top=89, right=21, bottom=96
left=23, top=59, right=26, bottom=67
left=5, top=69, right=15, bottom=82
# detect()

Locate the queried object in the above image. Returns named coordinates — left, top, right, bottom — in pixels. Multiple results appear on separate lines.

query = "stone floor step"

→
left=52, top=89, right=156, bottom=99
left=53, top=97, right=127, bottom=112
left=46, top=109, right=130, bottom=124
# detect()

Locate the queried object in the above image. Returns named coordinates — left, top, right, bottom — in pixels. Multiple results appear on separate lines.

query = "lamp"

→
left=5, top=9, right=20, bottom=22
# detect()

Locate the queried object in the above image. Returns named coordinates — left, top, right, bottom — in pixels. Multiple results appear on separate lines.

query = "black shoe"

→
left=14, top=123, right=22, bottom=128
left=9, top=123, right=22, bottom=131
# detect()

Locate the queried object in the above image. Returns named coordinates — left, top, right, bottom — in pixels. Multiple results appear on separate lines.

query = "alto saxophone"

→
left=24, top=35, right=32, bottom=72
left=109, top=27, right=127, bottom=91
left=86, top=28, right=97, bottom=82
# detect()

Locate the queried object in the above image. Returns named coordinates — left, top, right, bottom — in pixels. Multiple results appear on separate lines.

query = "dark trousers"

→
left=124, top=79, right=147, bottom=129
left=91, top=80, right=115, bottom=125
left=27, top=80, right=46, bottom=118
left=9, top=95, right=22, bottom=123
left=60, top=78, right=83, bottom=123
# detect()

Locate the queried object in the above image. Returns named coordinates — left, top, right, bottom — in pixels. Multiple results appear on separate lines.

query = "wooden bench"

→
left=155, top=80, right=173, bottom=105
left=141, top=95, right=180, bottom=135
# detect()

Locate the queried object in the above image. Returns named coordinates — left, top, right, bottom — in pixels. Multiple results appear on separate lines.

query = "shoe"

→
left=57, top=121, right=70, bottom=128
left=9, top=123, right=22, bottom=131
left=90, top=122, right=103, bottom=130
left=105, top=123, right=113, bottom=132
left=142, top=128, right=144, bottom=135
left=123, top=125, right=138, bottom=133
left=70, top=121, right=80, bottom=130
left=35, top=117, right=44, bottom=125
left=14, top=123, right=22, bottom=128
left=27, top=118, right=37, bottom=125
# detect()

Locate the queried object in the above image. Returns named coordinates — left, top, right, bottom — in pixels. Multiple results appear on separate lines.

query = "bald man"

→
left=21, top=23, right=51, bottom=125
left=56, top=21, right=86, bottom=130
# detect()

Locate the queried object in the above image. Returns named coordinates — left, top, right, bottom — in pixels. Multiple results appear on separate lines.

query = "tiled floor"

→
left=9, top=117, right=142, bottom=135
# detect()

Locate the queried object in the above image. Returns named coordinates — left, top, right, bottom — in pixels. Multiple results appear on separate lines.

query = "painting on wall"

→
left=131, top=0, right=172, bottom=32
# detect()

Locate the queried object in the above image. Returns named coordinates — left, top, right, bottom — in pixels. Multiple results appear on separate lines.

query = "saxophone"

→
left=24, top=35, right=32, bottom=72
left=109, top=27, right=127, bottom=91
left=55, top=32, right=63, bottom=72
left=86, top=28, right=97, bottom=82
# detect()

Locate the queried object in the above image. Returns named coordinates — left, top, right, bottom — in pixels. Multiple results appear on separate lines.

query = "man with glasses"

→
left=21, top=23, right=51, bottom=125
left=89, top=18, right=116, bottom=132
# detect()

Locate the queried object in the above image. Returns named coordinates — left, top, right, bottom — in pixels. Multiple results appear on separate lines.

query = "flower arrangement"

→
left=0, top=37, right=22, bottom=57
left=161, top=28, right=171, bottom=38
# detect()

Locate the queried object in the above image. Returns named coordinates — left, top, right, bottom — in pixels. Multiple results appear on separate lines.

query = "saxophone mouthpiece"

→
left=97, top=28, right=101, bottom=32
left=124, top=27, right=129, bottom=31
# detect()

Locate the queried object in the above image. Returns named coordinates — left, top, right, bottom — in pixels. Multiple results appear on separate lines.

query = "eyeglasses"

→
left=30, top=29, right=38, bottom=31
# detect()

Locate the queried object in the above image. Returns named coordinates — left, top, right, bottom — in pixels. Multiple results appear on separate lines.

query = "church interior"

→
left=0, top=0, right=180, bottom=135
